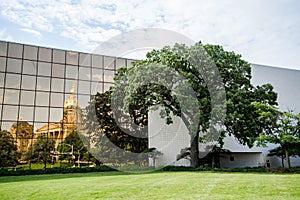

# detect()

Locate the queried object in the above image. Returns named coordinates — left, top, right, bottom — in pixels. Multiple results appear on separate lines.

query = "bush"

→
left=0, top=166, right=117, bottom=176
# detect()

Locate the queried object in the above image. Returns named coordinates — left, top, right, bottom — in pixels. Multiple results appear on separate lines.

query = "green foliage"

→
left=85, top=90, right=148, bottom=165
left=112, top=42, right=277, bottom=167
left=0, top=166, right=116, bottom=176
left=254, top=103, right=300, bottom=168
left=0, top=130, right=20, bottom=168
left=26, top=135, right=55, bottom=170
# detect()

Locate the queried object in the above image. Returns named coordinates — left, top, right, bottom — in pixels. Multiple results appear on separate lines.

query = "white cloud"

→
left=0, top=28, right=13, bottom=41
left=20, top=28, right=42, bottom=39
left=0, top=0, right=299, bottom=69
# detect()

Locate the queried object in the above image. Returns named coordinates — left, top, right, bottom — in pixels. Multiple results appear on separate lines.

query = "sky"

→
left=0, top=0, right=299, bottom=70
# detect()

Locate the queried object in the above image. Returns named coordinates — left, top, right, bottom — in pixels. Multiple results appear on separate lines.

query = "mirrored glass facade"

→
left=0, top=41, right=135, bottom=162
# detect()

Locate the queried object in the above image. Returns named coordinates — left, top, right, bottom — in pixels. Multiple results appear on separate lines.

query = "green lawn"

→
left=0, top=171, right=299, bottom=199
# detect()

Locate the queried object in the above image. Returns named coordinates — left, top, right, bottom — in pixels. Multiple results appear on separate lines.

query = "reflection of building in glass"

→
left=0, top=40, right=134, bottom=157
left=35, top=84, right=82, bottom=148
left=10, top=121, right=33, bottom=154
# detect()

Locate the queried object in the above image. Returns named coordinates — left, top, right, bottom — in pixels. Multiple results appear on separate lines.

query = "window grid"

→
left=0, top=41, right=134, bottom=168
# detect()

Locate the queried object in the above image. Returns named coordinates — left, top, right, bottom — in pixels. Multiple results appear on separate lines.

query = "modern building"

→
left=0, top=40, right=134, bottom=157
left=0, top=40, right=299, bottom=168
left=149, top=64, right=300, bottom=168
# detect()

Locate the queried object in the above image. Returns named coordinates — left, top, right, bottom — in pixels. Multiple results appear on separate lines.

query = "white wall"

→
left=148, top=109, right=190, bottom=167
left=148, top=65, right=300, bottom=168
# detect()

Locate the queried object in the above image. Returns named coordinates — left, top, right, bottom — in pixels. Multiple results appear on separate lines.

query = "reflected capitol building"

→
left=11, top=84, right=81, bottom=153
left=0, top=40, right=134, bottom=156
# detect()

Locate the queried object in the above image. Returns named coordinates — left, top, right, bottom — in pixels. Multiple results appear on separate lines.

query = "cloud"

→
left=0, top=28, right=13, bottom=41
left=0, top=0, right=299, bottom=69
left=20, top=28, right=42, bottom=39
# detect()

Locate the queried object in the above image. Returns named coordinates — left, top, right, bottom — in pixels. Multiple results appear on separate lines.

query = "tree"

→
left=84, top=90, right=148, bottom=166
left=27, top=135, right=55, bottom=170
left=57, top=131, right=93, bottom=166
left=267, top=144, right=300, bottom=167
left=111, top=42, right=277, bottom=167
left=254, top=103, right=300, bottom=168
left=0, top=130, right=20, bottom=168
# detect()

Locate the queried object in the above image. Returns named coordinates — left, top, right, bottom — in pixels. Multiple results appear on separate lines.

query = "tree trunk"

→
left=190, top=132, right=200, bottom=167
left=43, top=160, right=47, bottom=171
left=285, top=150, right=291, bottom=168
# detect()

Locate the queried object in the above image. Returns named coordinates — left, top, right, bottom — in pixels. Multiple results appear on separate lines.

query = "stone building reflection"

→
left=11, top=84, right=82, bottom=153
left=35, top=84, right=82, bottom=147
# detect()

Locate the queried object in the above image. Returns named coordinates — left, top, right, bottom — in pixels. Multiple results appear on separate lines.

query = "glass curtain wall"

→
left=0, top=41, right=134, bottom=169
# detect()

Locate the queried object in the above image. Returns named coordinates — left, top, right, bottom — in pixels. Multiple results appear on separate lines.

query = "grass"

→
left=0, top=171, right=300, bottom=199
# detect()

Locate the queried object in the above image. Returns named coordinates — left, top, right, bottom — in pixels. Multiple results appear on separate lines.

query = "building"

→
left=148, top=64, right=300, bottom=168
left=0, top=40, right=134, bottom=157
left=0, top=40, right=299, bottom=167
left=10, top=121, right=33, bottom=154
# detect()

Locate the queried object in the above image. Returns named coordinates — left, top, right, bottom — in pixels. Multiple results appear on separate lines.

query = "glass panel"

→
left=92, top=55, right=103, bottom=68
left=91, top=82, right=102, bottom=94
left=38, top=47, right=51, bottom=62
left=23, top=60, right=37, bottom=75
left=53, top=49, right=65, bottom=64
left=50, top=107, right=63, bottom=122
left=126, top=59, right=135, bottom=67
left=4, top=89, right=20, bottom=104
left=116, top=58, right=126, bottom=69
left=38, top=62, right=51, bottom=76
left=21, top=75, right=36, bottom=90
left=0, top=41, right=7, bottom=56
left=0, top=72, right=4, bottom=87
left=0, top=57, right=6, bottom=72
left=34, top=122, right=48, bottom=133
left=37, top=77, right=50, bottom=91
left=91, top=68, right=103, bottom=81
left=66, top=51, right=78, bottom=65
left=79, top=53, right=91, bottom=67
left=78, top=80, right=90, bottom=94
left=65, top=80, right=77, bottom=94
left=1, top=121, right=14, bottom=131
left=5, top=74, right=21, bottom=89
left=24, top=46, right=38, bottom=60
left=52, top=64, right=65, bottom=78
left=79, top=67, right=90, bottom=81
left=50, top=93, right=64, bottom=107
left=66, top=65, right=78, bottom=79
left=36, top=91, right=49, bottom=106
left=8, top=43, right=23, bottom=58
left=104, top=83, right=114, bottom=92
left=2, top=105, right=19, bottom=120
left=104, top=56, right=115, bottom=70
left=104, top=70, right=115, bottom=82
left=0, top=88, right=3, bottom=104
left=20, top=90, right=35, bottom=105
left=7, top=58, right=22, bottom=73
left=78, top=95, right=90, bottom=108
left=19, top=106, right=34, bottom=121
left=51, top=78, right=64, bottom=92
left=35, top=107, right=49, bottom=122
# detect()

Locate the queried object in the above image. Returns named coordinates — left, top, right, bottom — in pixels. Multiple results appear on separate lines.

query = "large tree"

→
left=84, top=90, right=148, bottom=166
left=254, top=102, right=300, bottom=168
left=111, top=42, right=277, bottom=167
left=0, top=130, right=20, bottom=168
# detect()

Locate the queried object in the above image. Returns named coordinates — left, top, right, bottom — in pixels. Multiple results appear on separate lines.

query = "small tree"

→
left=27, top=135, right=55, bottom=170
left=254, top=102, right=300, bottom=168
left=57, top=131, right=92, bottom=166
left=0, top=130, right=20, bottom=168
